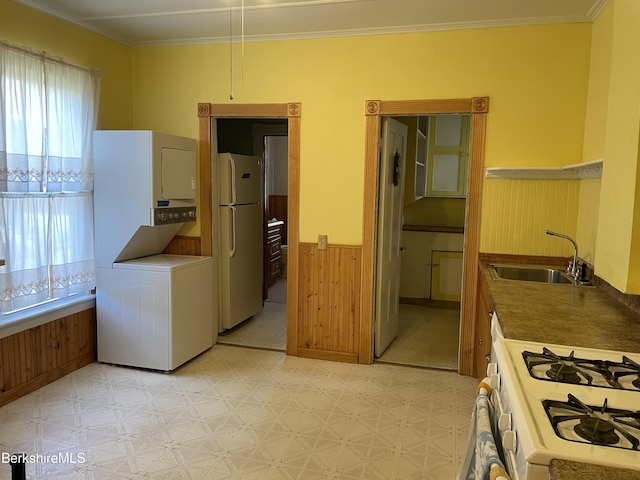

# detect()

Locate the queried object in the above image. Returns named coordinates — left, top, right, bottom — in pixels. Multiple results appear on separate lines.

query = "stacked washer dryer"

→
left=94, top=130, right=215, bottom=371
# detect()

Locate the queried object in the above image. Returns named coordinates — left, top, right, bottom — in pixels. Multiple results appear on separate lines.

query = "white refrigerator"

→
left=218, top=153, right=263, bottom=330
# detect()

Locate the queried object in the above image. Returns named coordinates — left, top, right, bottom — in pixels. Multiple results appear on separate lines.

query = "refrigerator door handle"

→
left=229, top=206, right=237, bottom=258
left=229, top=155, right=237, bottom=205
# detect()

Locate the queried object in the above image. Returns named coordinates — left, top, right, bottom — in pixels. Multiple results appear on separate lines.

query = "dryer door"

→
left=161, top=147, right=196, bottom=200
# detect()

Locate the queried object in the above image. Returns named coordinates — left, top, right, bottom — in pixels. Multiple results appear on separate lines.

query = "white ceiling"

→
left=17, top=0, right=609, bottom=48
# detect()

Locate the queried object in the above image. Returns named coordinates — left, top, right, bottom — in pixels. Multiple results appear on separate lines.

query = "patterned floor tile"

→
left=0, top=344, right=478, bottom=480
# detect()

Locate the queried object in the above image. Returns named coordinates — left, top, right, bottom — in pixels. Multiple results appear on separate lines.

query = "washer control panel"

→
left=152, top=207, right=197, bottom=225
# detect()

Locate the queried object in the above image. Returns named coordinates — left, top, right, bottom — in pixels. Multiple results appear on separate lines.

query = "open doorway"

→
left=214, top=118, right=288, bottom=351
left=360, top=98, right=489, bottom=375
left=374, top=114, right=470, bottom=370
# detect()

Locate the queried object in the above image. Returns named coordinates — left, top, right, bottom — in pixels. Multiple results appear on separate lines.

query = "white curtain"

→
left=0, top=42, right=99, bottom=312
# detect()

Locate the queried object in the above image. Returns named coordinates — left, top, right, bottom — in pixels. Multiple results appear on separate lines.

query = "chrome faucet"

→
left=544, top=230, right=580, bottom=281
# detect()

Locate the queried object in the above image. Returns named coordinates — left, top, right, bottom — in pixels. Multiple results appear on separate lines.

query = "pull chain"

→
left=229, top=2, right=233, bottom=100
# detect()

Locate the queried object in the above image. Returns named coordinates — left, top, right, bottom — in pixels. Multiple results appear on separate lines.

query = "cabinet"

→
left=475, top=268, right=494, bottom=378
left=426, top=114, right=470, bottom=197
left=399, top=230, right=464, bottom=300
left=267, top=221, right=283, bottom=287
left=431, top=250, right=463, bottom=301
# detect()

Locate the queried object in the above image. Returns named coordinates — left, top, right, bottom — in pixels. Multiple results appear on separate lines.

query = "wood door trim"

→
left=361, top=98, right=489, bottom=374
left=198, top=102, right=301, bottom=356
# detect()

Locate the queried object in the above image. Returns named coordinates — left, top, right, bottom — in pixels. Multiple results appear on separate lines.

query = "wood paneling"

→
left=297, top=243, right=361, bottom=363
left=163, top=235, right=202, bottom=256
left=0, top=308, right=96, bottom=407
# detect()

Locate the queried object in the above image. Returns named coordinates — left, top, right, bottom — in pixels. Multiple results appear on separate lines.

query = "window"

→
left=0, top=42, right=100, bottom=313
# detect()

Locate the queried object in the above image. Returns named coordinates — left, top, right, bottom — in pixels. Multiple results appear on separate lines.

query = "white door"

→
left=374, top=117, right=408, bottom=357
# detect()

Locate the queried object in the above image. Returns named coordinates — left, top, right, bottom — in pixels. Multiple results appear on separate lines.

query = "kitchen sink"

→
left=489, top=263, right=575, bottom=285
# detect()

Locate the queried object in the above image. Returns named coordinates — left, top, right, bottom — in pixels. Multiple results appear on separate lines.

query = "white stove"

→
left=490, top=317, right=640, bottom=480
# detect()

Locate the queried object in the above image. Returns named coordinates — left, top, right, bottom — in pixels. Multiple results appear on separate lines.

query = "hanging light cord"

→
left=229, top=0, right=245, bottom=100
left=241, top=0, right=245, bottom=91
left=229, top=2, right=233, bottom=100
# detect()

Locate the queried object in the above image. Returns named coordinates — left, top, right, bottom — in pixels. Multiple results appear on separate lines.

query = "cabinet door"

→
left=426, top=114, right=470, bottom=197
left=475, top=271, right=494, bottom=379
left=431, top=250, right=463, bottom=301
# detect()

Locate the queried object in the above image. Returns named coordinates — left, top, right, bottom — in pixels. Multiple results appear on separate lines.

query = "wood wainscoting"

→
left=0, top=308, right=96, bottom=407
left=296, top=243, right=362, bottom=363
left=163, top=235, right=202, bottom=256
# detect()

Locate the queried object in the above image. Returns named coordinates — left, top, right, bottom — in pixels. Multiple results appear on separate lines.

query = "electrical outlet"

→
left=318, top=234, right=328, bottom=250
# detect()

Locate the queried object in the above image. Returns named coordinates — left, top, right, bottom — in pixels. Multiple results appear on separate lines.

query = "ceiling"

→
left=17, top=0, right=609, bottom=48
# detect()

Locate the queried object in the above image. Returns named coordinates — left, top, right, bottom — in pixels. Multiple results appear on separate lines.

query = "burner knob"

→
left=498, top=413, right=512, bottom=432
left=502, top=430, right=517, bottom=453
left=489, top=373, right=500, bottom=391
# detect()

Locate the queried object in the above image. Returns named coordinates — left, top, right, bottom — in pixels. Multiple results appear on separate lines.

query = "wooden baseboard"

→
left=296, top=348, right=359, bottom=364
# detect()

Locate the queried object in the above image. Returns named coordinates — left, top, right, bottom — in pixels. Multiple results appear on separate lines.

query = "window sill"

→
left=0, top=294, right=96, bottom=340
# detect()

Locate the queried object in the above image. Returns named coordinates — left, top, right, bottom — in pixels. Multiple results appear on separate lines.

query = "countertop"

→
left=482, top=264, right=640, bottom=352
left=550, top=460, right=640, bottom=480
left=402, top=224, right=464, bottom=234
left=481, top=261, right=640, bottom=480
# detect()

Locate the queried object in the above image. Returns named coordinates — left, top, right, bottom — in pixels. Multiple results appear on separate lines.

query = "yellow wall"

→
left=0, top=0, right=134, bottom=131
left=2, top=1, right=598, bottom=262
left=592, top=0, right=640, bottom=291
left=131, top=24, right=592, bottom=244
left=573, top=2, right=613, bottom=267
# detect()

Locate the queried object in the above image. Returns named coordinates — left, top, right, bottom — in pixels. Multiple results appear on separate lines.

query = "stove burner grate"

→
left=611, top=356, right=640, bottom=390
left=523, top=348, right=640, bottom=390
left=543, top=394, right=640, bottom=450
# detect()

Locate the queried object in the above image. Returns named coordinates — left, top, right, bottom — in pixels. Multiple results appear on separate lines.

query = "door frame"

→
left=197, top=102, right=301, bottom=355
left=361, top=98, right=489, bottom=375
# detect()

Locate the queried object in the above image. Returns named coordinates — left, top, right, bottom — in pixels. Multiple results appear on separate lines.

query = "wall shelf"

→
left=485, top=159, right=603, bottom=180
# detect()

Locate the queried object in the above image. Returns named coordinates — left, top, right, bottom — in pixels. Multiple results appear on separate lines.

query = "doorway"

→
left=360, top=98, right=489, bottom=375
left=374, top=114, right=469, bottom=370
left=214, top=118, right=288, bottom=350
left=197, top=102, right=301, bottom=357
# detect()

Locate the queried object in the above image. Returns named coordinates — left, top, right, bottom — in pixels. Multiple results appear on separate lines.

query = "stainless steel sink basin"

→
left=490, top=263, right=575, bottom=284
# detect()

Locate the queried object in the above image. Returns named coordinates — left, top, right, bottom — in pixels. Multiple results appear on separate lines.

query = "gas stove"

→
left=522, top=347, right=640, bottom=391
left=490, top=321, right=640, bottom=480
